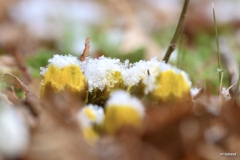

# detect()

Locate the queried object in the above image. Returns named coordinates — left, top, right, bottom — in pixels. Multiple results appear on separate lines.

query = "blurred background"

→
left=0, top=1, right=240, bottom=160
left=0, top=0, right=240, bottom=92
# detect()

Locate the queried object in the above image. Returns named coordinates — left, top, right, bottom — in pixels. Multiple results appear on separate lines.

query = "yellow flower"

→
left=40, top=55, right=87, bottom=99
left=88, top=71, right=125, bottom=105
left=150, top=70, right=191, bottom=102
left=103, top=90, right=144, bottom=134
left=77, top=105, right=104, bottom=142
left=103, top=105, right=143, bottom=134
left=123, top=58, right=159, bottom=98
left=81, top=56, right=127, bottom=105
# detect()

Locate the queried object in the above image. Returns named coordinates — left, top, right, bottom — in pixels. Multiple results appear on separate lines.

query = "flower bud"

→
left=77, top=104, right=104, bottom=142
left=40, top=54, right=87, bottom=100
left=103, top=90, right=145, bottom=134
left=81, top=56, right=127, bottom=105
left=149, top=70, right=191, bottom=102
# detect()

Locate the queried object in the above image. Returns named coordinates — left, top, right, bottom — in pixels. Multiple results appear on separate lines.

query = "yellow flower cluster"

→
left=40, top=54, right=194, bottom=104
left=78, top=90, right=144, bottom=142
left=40, top=54, right=197, bottom=142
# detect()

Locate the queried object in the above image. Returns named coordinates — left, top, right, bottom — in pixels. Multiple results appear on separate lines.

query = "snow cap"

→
left=40, top=54, right=81, bottom=75
left=77, top=104, right=104, bottom=128
left=80, top=56, right=128, bottom=92
left=106, top=90, right=145, bottom=118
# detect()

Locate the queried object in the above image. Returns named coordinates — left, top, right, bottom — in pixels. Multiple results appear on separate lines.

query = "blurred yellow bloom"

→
left=102, top=90, right=144, bottom=134
left=77, top=104, right=104, bottom=143
left=83, top=107, right=97, bottom=121
left=103, top=105, right=142, bottom=134
left=82, top=127, right=99, bottom=142
left=40, top=64, right=87, bottom=98
left=151, top=70, right=191, bottom=102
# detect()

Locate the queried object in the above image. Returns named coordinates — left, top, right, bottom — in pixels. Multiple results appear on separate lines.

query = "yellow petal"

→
left=60, top=65, right=86, bottom=92
left=83, top=107, right=97, bottom=121
left=103, top=105, right=142, bottom=134
left=82, top=127, right=99, bottom=142
left=40, top=64, right=87, bottom=98
left=151, top=70, right=190, bottom=102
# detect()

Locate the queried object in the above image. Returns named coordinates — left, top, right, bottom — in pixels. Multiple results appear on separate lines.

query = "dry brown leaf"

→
left=1, top=73, right=31, bottom=94
left=1, top=73, right=42, bottom=115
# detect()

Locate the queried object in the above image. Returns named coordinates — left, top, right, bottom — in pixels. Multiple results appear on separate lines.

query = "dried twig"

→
left=163, top=0, right=190, bottom=63
left=80, top=37, right=90, bottom=61
left=1, top=73, right=31, bottom=94
left=11, top=48, right=33, bottom=83
left=1, top=73, right=41, bottom=116
left=6, top=86, right=21, bottom=104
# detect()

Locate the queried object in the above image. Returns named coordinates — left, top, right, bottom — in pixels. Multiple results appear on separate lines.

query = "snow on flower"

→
left=123, top=57, right=192, bottom=101
left=80, top=56, right=128, bottom=105
left=80, top=56, right=128, bottom=92
left=123, top=57, right=160, bottom=87
left=103, top=90, right=145, bottom=134
left=40, top=54, right=81, bottom=75
left=40, top=54, right=196, bottom=103
left=77, top=104, right=104, bottom=128
left=40, top=54, right=87, bottom=98
left=77, top=104, right=104, bottom=142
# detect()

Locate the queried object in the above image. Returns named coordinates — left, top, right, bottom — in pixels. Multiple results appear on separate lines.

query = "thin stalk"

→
left=163, top=0, right=190, bottom=63
left=213, top=3, right=223, bottom=112
left=217, top=72, right=223, bottom=114
left=219, top=71, right=224, bottom=94
left=212, top=3, right=222, bottom=83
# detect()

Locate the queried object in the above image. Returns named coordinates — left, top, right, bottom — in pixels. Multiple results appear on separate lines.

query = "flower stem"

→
left=212, top=3, right=222, bottom=84
left=163, top=0, right=190, bottom=63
